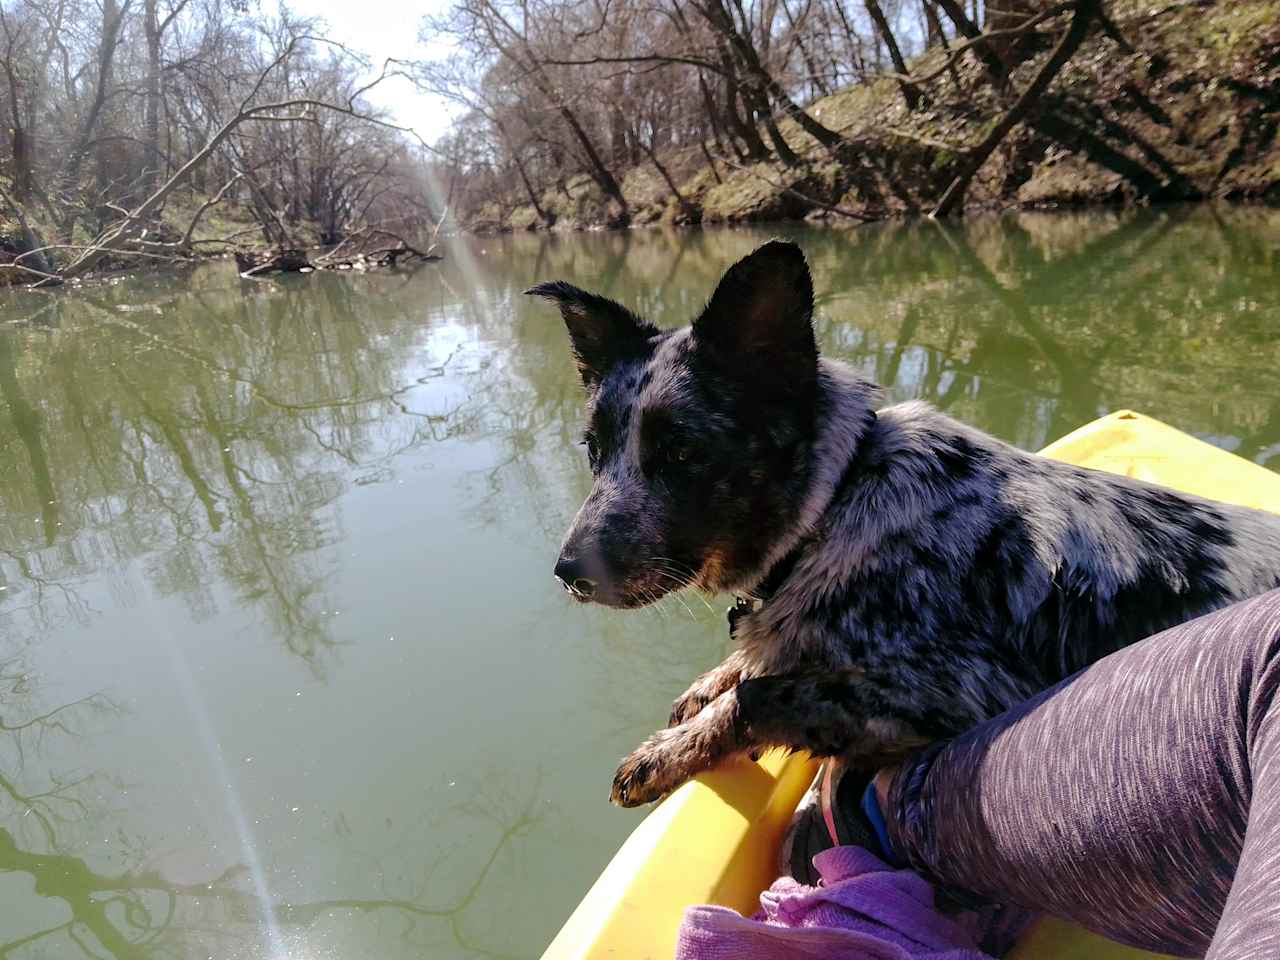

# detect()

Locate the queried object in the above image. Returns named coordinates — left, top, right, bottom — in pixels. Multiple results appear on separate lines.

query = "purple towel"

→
left=675, top=846, right=1029, bottom=960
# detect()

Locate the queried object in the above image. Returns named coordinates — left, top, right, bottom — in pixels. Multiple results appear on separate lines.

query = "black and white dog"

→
left=529, top=240, right=1280, bottom=807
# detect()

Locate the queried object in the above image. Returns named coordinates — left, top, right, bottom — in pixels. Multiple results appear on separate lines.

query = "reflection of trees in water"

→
left=484, top=210, right=1280, bottom=473
left=537, top=208, right=1280, bottom=462
left=0, top=270, right=474, bottom=671
left=475, top=211, right=1280, bottom=556
left=437, top=267, right=597, bottom=540
left=812, top=208, right=1280, bottom=461
left=0, top=649, right=539, bottom=959
left=0, top=808, right=536, bottom=960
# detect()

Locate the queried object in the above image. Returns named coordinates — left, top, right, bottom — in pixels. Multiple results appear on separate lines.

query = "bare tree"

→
left=864, top=0, right=921, bottom=109
left=932, top=0, right=1099, bottom=216
left=0, top=0, right=446, bottom=284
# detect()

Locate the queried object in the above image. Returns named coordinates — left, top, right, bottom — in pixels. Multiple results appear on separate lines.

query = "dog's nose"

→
left=554, top=556, right=597, bottom=598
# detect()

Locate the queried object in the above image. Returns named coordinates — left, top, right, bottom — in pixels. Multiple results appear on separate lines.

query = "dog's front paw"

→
left=610, top=733, right=689, bottom=807
left=668, top=688, right=712, bottom=727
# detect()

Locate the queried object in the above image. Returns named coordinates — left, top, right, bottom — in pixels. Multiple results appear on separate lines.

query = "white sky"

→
left=287, top=0, right=459, bottom=145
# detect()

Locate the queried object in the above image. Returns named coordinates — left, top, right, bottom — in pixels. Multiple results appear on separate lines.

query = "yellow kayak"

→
left=543, top=410, right=1280, bottom=960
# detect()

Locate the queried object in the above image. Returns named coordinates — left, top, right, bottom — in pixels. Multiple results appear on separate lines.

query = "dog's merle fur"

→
left=529, top=240, right=1280, bottom=807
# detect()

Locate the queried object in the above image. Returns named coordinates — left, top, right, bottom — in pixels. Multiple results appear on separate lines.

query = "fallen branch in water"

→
left=313, top=226, right=441, bottom=266
left=235, top=239, right=443, bottom=278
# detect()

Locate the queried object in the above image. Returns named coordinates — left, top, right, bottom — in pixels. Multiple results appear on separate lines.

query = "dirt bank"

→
left=467, top=0, right=1280, bottom=233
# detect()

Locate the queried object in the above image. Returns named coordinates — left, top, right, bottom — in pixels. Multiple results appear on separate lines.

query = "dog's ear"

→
left=526, top=281, right=657, bottom=389
left=692, top=240, right=816, bottom=384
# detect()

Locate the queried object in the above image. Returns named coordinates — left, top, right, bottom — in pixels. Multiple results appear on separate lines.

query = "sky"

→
left=288, top=0, right=460, bottom=145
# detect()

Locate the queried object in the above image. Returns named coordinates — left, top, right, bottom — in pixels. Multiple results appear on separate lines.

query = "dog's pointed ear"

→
left=692, top=240, right=817, bottom=383
left=526, top=281, right=657, bottom=388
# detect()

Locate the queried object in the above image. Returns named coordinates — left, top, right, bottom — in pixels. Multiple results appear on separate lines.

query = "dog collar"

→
left=727, top=543, right=805, bottom=636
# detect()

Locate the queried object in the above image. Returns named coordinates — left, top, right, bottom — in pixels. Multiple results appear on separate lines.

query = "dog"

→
left=528, top=239, right=1280, bottom=807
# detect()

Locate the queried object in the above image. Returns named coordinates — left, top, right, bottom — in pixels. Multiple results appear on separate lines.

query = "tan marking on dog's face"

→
left=696, top=547, right=728, bottom=592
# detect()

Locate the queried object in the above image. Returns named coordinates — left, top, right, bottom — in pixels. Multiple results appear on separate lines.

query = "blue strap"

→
left=861, top=778, right=897, bottom=864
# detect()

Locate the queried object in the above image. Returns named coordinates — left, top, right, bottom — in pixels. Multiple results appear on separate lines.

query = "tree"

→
left=0, top=1, right=446, bottom=284
left=931, top=0, right=1101, bottom=217
left=864, top=0, right=921, bottom=109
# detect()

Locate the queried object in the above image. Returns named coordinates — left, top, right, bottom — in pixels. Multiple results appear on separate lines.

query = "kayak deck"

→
left=544, top=410, right=1280, bottom=960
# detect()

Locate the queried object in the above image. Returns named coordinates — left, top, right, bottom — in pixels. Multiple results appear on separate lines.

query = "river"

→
left=0, top=206, right=1277, bottom=958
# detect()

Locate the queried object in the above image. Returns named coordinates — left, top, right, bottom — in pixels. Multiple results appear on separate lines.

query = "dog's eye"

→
left=664, top=443, right=692, bottom=466
left=581, top=434, right=600, bottom=469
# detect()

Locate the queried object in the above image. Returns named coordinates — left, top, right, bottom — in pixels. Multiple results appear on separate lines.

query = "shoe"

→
left=781, top=761, right=884, bottom=884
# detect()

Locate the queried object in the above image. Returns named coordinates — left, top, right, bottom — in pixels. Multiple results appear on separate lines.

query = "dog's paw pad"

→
left=610, top=750, right=667, bottom=807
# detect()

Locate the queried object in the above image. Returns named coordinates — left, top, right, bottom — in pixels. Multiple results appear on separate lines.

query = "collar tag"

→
left=727, top=595, right=764, bottom=638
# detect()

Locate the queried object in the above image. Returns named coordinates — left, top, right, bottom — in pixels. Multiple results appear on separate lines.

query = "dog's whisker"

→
left=650, top=574, right=704, bottom=621
left=668, top=589, right=698, bottom=622
left=650, top=570, right=692, bottom=589
left=646, top=558, right=718, bottom=614
left=641, top=567, right=716, bottom=620
left=647, top=566, right=717, bottom=614
left=649, top=556, right=700, bottom=580
left=639, top=586, right=669, bottom=621
left=635, top=589, right=660, bottom=619
left=685, top=588, right=716, bottom=614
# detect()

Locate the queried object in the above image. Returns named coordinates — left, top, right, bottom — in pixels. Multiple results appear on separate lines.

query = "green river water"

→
left=0, top=206, right=1277, bottom=959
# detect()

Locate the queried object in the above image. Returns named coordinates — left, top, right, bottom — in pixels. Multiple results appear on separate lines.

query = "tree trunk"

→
left=760, top=101, right=800, bottom=166
left=781, top=0, right=830, bottom=97
left=11, top=127, right=35, bottom=201
left=59, top=0, right=131, bottom=239
left=696, top=70, right=727, bottom=151
left=1, top=49, right=36, bottom=203
left=986, top=0, right=1042, bottom=62
left=609, top=76, right=629, bottom=167
left=641, top=140, right=693, bottom=218
left=143, top=0, right=162, bottom=197
left=923, top=0, right=945, bottom=45
left=698, top=0, right=845, bottom=150
left=474, top=13, right=630, bottom=223
left=865, top=0, right=922, bottom=109
left=720, top=52, right=770, bottom=159
left=762, top=73, right=845, bottom=150
left=923, top=2, right=964, bottom=90
left=0, top=186, right=55, bottom=275
left=700, top=139, right=724, bottom=183
left=932, top=0, right=1008, bottom=81
left=514, top=151, right=553, bottom=226
left=933, top=0, right=1098, bottom=217
left=1031, top=111, right=1182, bottom=201
left=556, top=102, right=629, bottom=222
left=497, top=119, right=554, bottom=227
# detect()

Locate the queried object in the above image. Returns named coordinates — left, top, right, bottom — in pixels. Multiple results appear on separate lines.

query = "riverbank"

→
left=465, top=0, right=1280, bottom=233
left=0, top=201, right=440, bottom=287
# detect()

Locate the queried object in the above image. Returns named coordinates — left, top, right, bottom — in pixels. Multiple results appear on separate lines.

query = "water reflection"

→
left=0, top=272, right=471, bottom=669
left=0, top=207, right=1277, bottom=958
left=0, top=650, right=539, bottom=958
